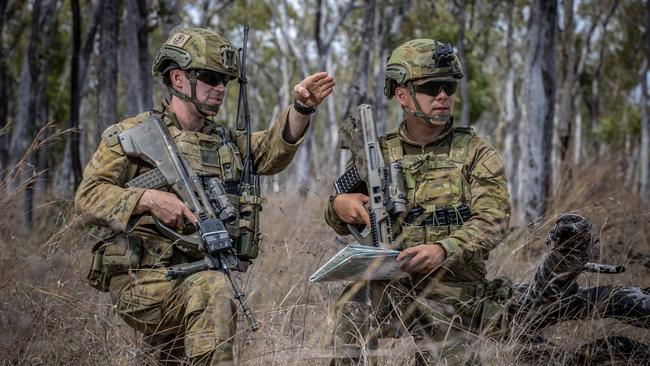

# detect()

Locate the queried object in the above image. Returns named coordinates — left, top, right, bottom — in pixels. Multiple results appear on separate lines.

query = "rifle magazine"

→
left=335, top=165, right=363, bottom=194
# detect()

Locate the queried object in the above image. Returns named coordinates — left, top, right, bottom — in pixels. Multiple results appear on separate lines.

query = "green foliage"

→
left=597, top=105, right=641, bottom=143
left=219, top=1, right=273, bottom=32
left=401, top=1, right=457, bottom=45
left=597, top=0, right=644, bottom=117
left=467, top=71, right=492, bottom=124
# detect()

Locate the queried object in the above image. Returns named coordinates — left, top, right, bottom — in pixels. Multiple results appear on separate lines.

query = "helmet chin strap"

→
left=166, top=70, right=221, bottom=117
left=405, top=81, right=452, bottom=129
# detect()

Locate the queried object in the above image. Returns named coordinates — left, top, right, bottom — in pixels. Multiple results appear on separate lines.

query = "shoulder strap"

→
left=101, top=125, right=123, bottom=147
left=450, top=127, right=476, bottom=164
left=217, top=126, right=232, bottom=143
left=150, top=108, right=165, bottom=118
left=385, top=132, right=403, bottom=162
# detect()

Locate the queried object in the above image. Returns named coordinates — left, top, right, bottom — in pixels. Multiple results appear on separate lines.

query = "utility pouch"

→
left=140, top=236, right=175, bottom=267
left=87, top=248, right=111, bottom=292
left=480, top=277, right=514, bottom=336
left=101, top=234, right=143, bottom=274
left=236, top=187, right=263, bottom=261
left=454, top=281, right=486, bottom=331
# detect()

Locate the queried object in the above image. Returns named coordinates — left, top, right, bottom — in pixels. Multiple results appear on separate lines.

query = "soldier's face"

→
left=413, top=86, right=455, bottom=117
left=171, top=69, right=227, bottom=115
left=191, top=71, right=227, bottom=108
left=396, top=85, right=455, bottom=117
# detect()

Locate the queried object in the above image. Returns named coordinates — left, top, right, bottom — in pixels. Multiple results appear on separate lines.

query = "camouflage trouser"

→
left=109, top=269, right=237, bottom=365
left=331, top=279, right=484, bottom=366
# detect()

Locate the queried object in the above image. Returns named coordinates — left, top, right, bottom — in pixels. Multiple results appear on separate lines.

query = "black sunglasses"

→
left=194, top=70, right=230, bottom=87
left=414, top=80, right=457, bottom=96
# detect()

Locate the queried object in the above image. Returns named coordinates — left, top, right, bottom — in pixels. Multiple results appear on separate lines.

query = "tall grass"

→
left=0, top=148, right=648, bottom=365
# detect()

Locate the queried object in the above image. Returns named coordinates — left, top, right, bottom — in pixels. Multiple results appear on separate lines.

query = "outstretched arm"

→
left=284, top=71, right=335, bottom=143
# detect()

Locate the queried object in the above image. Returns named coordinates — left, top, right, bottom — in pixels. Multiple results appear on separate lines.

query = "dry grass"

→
left=0, top=155, right=649, bottom=365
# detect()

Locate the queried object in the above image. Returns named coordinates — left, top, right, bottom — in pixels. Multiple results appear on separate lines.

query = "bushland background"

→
left=1, top=0, right=649, bottom=364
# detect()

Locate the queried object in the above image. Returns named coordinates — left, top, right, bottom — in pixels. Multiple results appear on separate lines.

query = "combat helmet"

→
left=152, top=25, right=239, bottom=115
left=384, top=39, right=463, bottom=126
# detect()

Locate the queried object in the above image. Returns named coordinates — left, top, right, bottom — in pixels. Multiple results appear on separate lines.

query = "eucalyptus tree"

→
left=516, top=0, right=557, bottom=223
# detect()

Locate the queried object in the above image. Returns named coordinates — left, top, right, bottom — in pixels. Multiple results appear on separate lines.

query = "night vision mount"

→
left=433, top=43, right=454, bottom=68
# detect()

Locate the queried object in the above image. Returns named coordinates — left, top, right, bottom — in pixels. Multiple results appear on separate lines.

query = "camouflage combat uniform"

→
left=324, top=39, right=511, bottom=365
left=76, top=103, right=303, bottom=365
left=76, top=27, right=306, bottom=365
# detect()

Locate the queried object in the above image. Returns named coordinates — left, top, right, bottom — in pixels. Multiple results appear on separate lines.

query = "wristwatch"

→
left=293, top=99, right=316, bottom=115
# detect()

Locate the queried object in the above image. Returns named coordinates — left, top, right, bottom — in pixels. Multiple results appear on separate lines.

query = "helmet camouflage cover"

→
left=384, top=39, right=464, bottom=98
left=152, top=26, right=239, bottom=80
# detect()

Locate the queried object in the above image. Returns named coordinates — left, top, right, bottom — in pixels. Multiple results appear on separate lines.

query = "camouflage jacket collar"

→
left=397, top=116, right=454, bottom=148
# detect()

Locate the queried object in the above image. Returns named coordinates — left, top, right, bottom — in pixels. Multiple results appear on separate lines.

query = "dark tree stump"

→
left=509, top=213, right=650, bottom=363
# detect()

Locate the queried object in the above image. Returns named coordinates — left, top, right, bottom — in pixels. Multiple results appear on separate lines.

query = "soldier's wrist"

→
left=433, top=242, right=448, bottom=258
left=135, top=189, right=152, bottom=214
left=293, top=99, right=316, bottom=115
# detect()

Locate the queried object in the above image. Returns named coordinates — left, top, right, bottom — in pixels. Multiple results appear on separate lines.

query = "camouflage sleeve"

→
left=235, top=105, right=304, bottom=175
left=325, top=194, right=351, bottom=235
left=74, top=127, right=146, bottom=233
left=436, top=137, right=511, bottom=259
left=324, top=137, right=390, bottom=236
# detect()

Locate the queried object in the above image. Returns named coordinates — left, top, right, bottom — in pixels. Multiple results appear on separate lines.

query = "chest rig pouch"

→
left=172, top=124, right=262, bottom=263
left=127, top=117, right=262, bottom=266
left=387, top=128, right=474, bottom=250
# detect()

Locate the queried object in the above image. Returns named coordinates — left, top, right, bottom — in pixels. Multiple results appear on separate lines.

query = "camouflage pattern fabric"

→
left=152, top=27, right=239, bottom=79
left=325, top=120, right=511, bottom=364
left=326, top=121, right=511, bottom=283
left=331, top=279, right=484, bottom=366
left=75, top=102, right=302, bottom=364
left=110, top=269, right=236, bottom=365
left=76, top=101, right=301, bottom=232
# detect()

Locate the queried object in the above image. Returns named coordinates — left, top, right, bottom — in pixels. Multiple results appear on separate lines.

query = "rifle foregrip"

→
left=335, top=165, right=363, bottom=194
left=165, top=259, right=210, bottom=280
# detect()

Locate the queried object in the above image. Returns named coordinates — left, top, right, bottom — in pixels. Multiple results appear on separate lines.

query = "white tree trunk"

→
left=516, top=0, right=557, bottom=224
left=572, top=93, right=583, bottom=167
left=455, top=0, right=470, bottom=126
left=503, top=65, right=517, bottom=205
left=373, top=0, right=409, bottom=134
left=501, top=0, right=518, bottom=208
left=640, top=0, right=650, bottom=202
left=640, top=65, right=649, bottom=202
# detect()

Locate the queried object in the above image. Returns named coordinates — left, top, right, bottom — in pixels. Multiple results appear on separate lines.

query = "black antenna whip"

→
left=237, top=25, right=254, bottom=181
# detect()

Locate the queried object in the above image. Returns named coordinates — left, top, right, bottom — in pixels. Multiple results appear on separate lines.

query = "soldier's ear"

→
left=170, top=69, right=185, bottom=89
left=394, top=86, right=410, bottom=106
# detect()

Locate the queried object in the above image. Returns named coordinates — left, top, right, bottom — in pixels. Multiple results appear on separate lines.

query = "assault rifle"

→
left=336, top=104, right=407, bottom=249
left=119, top=117, right=259, bottom=331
